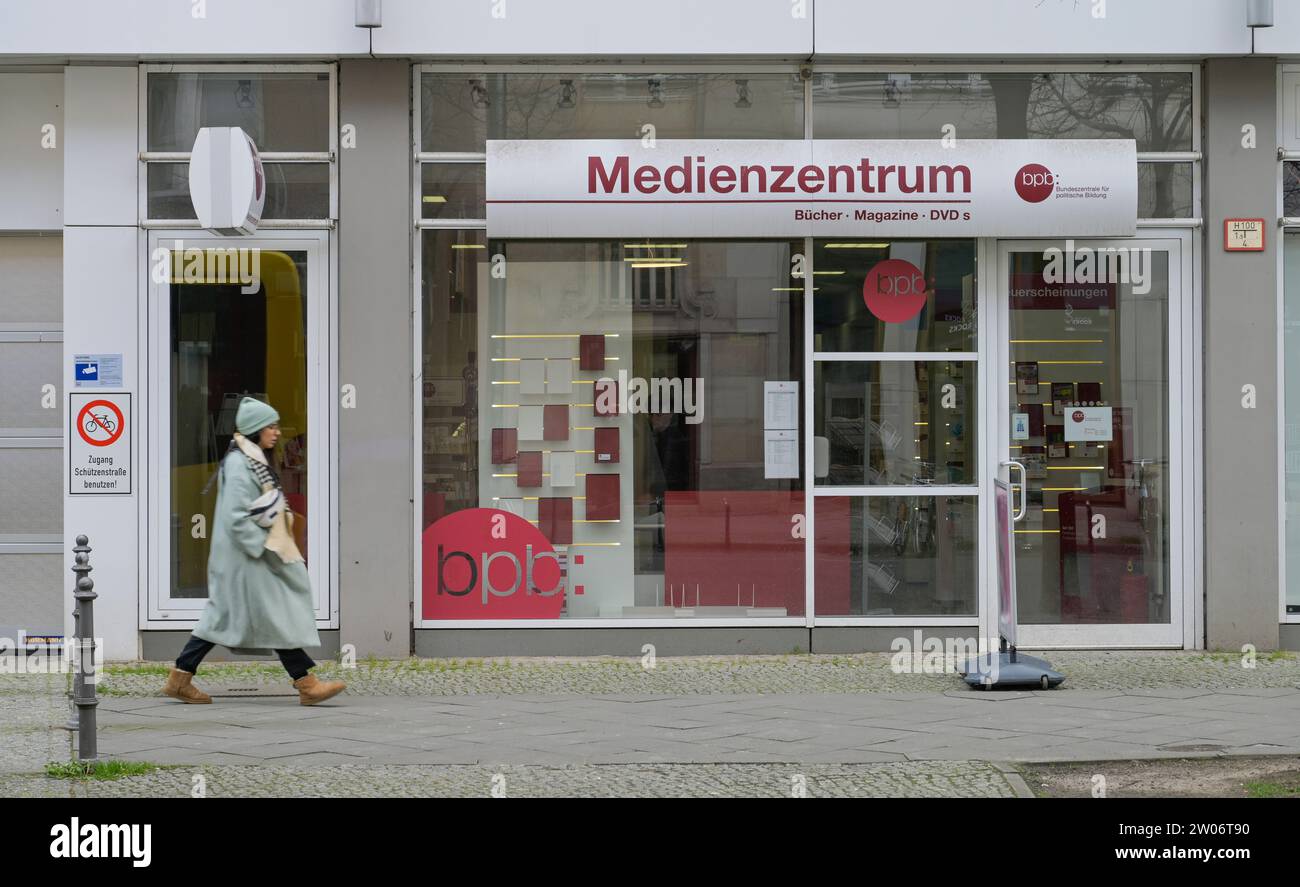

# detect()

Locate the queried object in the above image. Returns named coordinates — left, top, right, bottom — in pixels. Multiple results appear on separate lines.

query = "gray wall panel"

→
left=1204, top=59, right=1280, bottom=651
left=338, top=61, right=413, bottom=658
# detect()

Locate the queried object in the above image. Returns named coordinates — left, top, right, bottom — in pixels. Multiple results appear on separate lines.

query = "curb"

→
left=993, top=762, right=1036, bottom=798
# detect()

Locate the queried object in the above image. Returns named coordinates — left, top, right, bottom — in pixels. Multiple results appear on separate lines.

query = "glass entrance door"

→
left=147, top=234, right=331, bottom=623
left=995, top=238, right=1187, bottom=647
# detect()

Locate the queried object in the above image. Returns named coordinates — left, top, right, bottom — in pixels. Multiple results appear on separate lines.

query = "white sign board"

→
left=763, top=381, right=799, bottom=431
left=189, top=126, right=266, bottom=236
left=487, top=139, right=1137, bottom=238
left=764, top=430, right=799, bottom=479
left=69, top=393, right=131, bottom=495
left=1064, top=406, right=1113, bottom=442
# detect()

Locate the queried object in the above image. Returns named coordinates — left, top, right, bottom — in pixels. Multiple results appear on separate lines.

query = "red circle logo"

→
left=76, top=399, right=125, bottom=447
left=863, top=259, right=929, bottom=324
left=1072, top=410, right=1086, bottom=423
left=421, top=508, right=564, bottom=619
left=1014, top=163, right=1056, bottom=203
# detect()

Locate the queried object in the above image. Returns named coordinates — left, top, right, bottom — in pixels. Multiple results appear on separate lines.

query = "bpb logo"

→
left=863, top=259, right=928, bottom=324
left=1015, top=163, right=1056, bottom=203
left=422, top=508, right=565, bottom=619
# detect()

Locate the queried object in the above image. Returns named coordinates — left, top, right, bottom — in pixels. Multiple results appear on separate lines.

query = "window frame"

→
left=413, top=62, right=1201, bottom=630
left=137, top=63, right=338, bottom=228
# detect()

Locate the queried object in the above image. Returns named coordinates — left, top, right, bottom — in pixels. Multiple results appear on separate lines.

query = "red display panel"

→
left=538, top=497, right=574, bottom=545
left=593, top=379, right=619, bottom=416
left=661, top=491, right=842, bottom=617
left=491, top=428, right=517, bottom=464
left=593, top=427, right=620, bottom=464
left=543, top=404, right=569, bottom=441
left=516, top=451, right=543, bottom=487
left=579, top=334, right=605, bottom=371
left=584, top=473, right=620, bottom=520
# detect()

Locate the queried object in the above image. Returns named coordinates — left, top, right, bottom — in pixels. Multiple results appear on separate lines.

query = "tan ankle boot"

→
left=162, top=667, right=212, bottom=703
left=292, top=673, right=346, bottom=705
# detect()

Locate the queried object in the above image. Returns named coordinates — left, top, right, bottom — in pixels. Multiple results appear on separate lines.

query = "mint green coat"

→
left=192, top=450, right=321, bottom=651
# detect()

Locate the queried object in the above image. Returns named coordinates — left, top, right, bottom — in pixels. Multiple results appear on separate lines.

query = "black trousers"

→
left=175, top=633, right=315, bottom=681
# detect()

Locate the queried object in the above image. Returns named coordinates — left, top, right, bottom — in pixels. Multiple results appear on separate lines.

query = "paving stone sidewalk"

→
left=3, top=652, right=1298, bottom=797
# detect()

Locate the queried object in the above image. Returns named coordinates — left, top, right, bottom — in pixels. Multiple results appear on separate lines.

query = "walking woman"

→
left=162, top=396, right=345, bottom=705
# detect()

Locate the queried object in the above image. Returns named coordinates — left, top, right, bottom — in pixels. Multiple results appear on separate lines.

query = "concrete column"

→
left=337, top=60, right=412, bottom=657
left=62, top=65, right=139, bottom=661
left=1203, top=58, right=1280, bottom=650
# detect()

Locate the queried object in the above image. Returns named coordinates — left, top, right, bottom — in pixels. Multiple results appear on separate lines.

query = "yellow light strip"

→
left=491, top=334, right=619, bottom=339
left=823, top=242, right=890, bottom=248
left=1010, top=338, right=1104, bottom=344
left=491, top=357, right=620, bottom=362
left=422, top=195, right=447, bottom=203
left=527, top=519, right=621, bottom=524
left=1043, top=487, right=1087, bottom=491
left=450, top=244, right=486, bottom=249
left=812, top=270, right=846, bottom=276
left=623, top=243, right=688, bottom=249
left=492, top=497, right=588, bottom=502
left=630, top=262, right=688, bottom=269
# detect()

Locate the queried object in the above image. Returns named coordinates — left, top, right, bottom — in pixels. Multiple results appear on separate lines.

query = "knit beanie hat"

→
left=235, top=396, right=279, bottom=435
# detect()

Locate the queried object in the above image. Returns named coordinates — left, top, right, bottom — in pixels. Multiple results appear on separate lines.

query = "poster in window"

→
left=1046, top=427, right=1067, bottom=459
left=1021, top=446, right=1047, bottom=480
left=1018, top=402, right=1044, bottom=438
left=1015, top=361, right=1039, bottom=396
left=1077, top=381, right=1102, bottom=406
left=1051, top=382, right=1075, bottom=417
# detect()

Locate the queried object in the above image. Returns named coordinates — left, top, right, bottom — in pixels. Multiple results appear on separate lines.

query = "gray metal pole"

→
left=64, top=602, right=79, bottom=732
left=70, top=535, right=98, bottom=762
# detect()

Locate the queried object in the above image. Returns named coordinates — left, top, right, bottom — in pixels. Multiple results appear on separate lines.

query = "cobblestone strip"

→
left=0, top=760, right=1018, bottom=798
left=79, top=651, right=1300, bottom=698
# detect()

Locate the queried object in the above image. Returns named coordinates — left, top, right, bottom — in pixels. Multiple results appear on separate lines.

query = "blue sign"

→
left=73, top=353, right=123, bottom=388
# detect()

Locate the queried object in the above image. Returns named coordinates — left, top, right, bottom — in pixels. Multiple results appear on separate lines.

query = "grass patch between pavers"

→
left=45, top=760, right=159, bottom=781
left=1244, top=780, right=1300, bottom=798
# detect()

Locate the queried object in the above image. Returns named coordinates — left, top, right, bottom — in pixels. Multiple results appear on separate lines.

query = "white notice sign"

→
left=1064, top=406, right=1113, bottom=442
left=69, top=392, right=131, bottom=495
left=487, top=139, right=1137, bottom=238
left=764, top=381, right=799, bottom=430
left=764, top=430, right=799, bottom=479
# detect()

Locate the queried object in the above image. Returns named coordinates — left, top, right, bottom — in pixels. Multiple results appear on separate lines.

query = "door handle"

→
left=1000, top=460, right=1027, bottom=523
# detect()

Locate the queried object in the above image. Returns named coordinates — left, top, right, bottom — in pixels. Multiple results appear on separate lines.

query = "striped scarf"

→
left=232, top=432, right=304, bottom=564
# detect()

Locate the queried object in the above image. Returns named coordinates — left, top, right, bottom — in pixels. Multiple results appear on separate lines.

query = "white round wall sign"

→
left=188, top=126, right=265, bottom=236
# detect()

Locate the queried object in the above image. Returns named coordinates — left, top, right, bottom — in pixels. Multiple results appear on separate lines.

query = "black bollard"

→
left=70, top=535, right=99, bottom=762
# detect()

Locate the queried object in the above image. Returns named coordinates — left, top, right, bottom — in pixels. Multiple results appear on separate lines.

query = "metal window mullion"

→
left=812, top=352, right=978, bottom=362
left=140, top=152, right=334, bottom=162
left=1137, top=152, right=1201, bottom=163
left=416, top=152, right=487, bottom=163
left=812, top=485, right=978, bottom=497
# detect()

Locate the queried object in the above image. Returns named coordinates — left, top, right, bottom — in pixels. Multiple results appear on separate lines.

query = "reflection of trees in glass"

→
left=1286, top=162, right=1300, bottom=218
left=423, top=73, right=803, bottom=147
left=1026, top=74, right=1192, bottom=216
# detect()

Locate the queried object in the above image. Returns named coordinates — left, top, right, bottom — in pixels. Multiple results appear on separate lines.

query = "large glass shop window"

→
left=420, top=238, right=805, bottom=619
left=1285, top=232, right=1300, bottom=615
left=811, top=240, right=980, bottom=617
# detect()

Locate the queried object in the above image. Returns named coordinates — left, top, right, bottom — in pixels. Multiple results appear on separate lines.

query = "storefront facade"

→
left=1, top=0, right=1297, bottom=659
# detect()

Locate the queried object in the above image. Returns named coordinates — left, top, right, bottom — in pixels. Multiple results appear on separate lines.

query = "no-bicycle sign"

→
left=70, top=392, right=131, bottom=495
